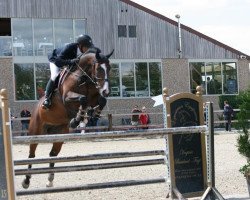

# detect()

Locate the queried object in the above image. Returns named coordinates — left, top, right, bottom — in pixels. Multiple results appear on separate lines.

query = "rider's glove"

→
left=70, top=58, right=80, bottom=65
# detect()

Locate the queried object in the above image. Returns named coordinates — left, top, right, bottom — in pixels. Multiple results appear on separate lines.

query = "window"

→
left=12, top=19, right=33, bottom=56
left=35, top=63, right=50, bottom=99
left=109, top=61, right=162, bottom=98
left=206, top=62, right=222, bottom=94
left=54, top=19, right=73, bottom=48
left=118, top=25, right=136, bottom=38
left=190, top=62, right=205, bottom=94
left=223, top=62, right=237, bottom=94
left=149, top=62, right=162, bottom=96
left=109, top=63, right=120, bottom=97
left=129, top=25, right=136, bottom=38
left=74, top=19, right=87, bottom=39
left=0, top=37, right=12, bottom=56
left=118, top=25, right=127, bottom=37
left=11, top=18, right=87, bottom=101
left=14, top=63, right=35, bottom=100
left=34, top=19, right=53, bottom=56
left=135, top=63, right=148, bottom=97
left=189, top=61, right=238, bottom=95
left=0, top=18, right=11, bottom=56
left=0, top=18, right=11, bottom=36
left=121, top=62, right=135, bottom=97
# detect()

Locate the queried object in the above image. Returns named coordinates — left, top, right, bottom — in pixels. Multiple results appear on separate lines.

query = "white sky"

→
left=131, top=0, right=250, bottom=55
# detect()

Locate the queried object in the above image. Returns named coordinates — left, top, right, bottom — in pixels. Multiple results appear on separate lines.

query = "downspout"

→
left=175, top=14, right=182, bottom=58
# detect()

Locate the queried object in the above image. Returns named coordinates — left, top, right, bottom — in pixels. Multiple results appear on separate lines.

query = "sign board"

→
left=166, top=93, right=207, bottom=197
left=0, top=108, right=8, bottom=199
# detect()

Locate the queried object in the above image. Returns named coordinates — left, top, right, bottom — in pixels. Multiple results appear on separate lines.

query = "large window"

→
left=0, top=18, right=12, bottom=56
left=14, top=63, right=35, bottom=100
left=109, top=61, right=162, bottom=98
left=12, top=19, right=33, bottom=56
left=11, top=18, right=86, bottom=101
left=14, top=63, right=50, bottom=101
left=149, top=62, right=162, bottom=96
left=135, top=63, right=148, bottom=97
left=0, top=37, right=12, bottom=56
left=109, top=63, right=120, bottom=97
left=223, top=62, right=237, bottom=94
left=35, top=63, right=50, bottom=99
left=11, top=18, right=86, bottom=57
left=190, top=61, right=238, bottom=95
left=54, top=19, right=73, bottom=48
left=34, top=19, right=53, bottom=56
left=74, top=19, right=87, bottom=39
left=121, top=62, right=135, bottom=97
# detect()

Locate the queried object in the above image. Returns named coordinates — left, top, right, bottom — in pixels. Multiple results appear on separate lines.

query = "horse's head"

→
left=78, top=49, right=114, bottom=97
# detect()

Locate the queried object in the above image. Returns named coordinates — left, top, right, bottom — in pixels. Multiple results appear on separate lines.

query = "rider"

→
left=42, top=34, right=99, bottom=109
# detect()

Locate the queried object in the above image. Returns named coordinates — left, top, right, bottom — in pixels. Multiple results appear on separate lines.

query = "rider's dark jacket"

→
left=48, top=43, right=98, bottom=68
left=48, top=43, right=79, bottom=68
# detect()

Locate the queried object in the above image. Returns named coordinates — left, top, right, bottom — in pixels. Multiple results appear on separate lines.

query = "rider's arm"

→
left=52, top=43, right=78, bottom=68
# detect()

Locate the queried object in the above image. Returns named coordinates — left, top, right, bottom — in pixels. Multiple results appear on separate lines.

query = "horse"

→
left=22, top=49, right=114, bottom=189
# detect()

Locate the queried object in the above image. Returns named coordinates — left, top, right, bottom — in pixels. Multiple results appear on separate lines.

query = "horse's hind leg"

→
left=22, top=143, right=38, bottom=189
left=46, top=142, right=63, bottom=187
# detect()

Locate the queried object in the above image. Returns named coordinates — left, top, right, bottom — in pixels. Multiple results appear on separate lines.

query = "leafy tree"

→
left=235, top=87, right=250, bottom=175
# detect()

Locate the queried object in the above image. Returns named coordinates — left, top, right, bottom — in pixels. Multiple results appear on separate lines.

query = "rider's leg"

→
left=42, top=79, right=55, bottom=109
left=42, top=63, right=60, bottom=109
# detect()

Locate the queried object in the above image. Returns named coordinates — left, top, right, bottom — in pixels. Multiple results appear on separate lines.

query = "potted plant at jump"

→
left=236, top=87, right=250, bottom=194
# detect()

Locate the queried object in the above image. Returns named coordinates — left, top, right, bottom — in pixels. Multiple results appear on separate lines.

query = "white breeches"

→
left=50, top=62, right=60, bottom=81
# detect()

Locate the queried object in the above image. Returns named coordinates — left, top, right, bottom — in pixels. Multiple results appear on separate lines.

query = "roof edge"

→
left=121, top=0, right=250, bottom=59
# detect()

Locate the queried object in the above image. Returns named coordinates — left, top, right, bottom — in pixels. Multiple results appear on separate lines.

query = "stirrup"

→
left=42, top=98, right=51, bottom=109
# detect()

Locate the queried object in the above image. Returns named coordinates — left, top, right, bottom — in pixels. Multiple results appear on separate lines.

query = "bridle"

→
left=66, top=48, right=114, bottom=89
left=73, top=59, right=109, bottom=89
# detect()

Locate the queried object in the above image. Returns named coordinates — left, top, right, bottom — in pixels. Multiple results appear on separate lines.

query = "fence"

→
left=1, top=88, right=222, bottom=200
left=10, top=108, right=239, bottom=136
left=13, top=126, right=206, bottom=197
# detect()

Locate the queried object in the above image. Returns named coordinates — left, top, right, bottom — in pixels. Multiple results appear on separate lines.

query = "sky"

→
left=131, top=0, right=250, bottom=55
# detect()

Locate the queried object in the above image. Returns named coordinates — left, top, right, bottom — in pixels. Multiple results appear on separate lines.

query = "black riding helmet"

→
left=76, top=35, right=93, bottom=48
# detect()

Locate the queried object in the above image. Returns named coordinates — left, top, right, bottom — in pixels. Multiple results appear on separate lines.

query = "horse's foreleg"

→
left=69, top=95, right=88, bottom=128
left=22, top=143, right=38, bottom=189
left=93, top=96, right=107, bottom=118
left=46, top=142, right=63, bottom=188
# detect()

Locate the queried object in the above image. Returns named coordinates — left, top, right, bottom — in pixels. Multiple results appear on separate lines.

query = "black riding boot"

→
left=42, top=79, right=55, bottom=109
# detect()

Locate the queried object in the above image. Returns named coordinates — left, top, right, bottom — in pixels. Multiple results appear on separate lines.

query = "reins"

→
left=63, top=52, right=110, bottom=89
left=75, top=62, right=98, bottom=87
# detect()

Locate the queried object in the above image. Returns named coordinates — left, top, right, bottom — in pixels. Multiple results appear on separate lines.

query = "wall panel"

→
left=0, top=0, right=244, bottom=59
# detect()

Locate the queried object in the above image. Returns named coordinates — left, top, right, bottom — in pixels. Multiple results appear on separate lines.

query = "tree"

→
left=235, top=87, right=250, bottom=175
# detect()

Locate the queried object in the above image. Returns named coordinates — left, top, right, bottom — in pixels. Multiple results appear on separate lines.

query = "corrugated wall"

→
left=0, top=0, right=242, bottom=59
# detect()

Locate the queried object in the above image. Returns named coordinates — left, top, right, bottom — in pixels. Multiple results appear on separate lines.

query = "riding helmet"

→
left=76, top=35, right=93, bottom=48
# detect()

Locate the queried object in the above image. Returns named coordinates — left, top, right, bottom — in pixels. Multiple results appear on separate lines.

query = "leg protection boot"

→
left=42, top=79, right=55, bottom=109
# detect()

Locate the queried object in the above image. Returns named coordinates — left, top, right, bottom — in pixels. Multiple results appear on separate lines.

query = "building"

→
left=0, top=0, right=249, bottom=126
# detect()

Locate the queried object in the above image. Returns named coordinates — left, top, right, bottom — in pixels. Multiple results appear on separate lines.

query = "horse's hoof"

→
left=22, top=180, right=30, bottom=189
left=46, top=181, right=53, bottom=187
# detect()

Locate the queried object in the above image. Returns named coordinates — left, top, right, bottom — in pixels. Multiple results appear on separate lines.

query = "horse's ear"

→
left=95, top=50, right=101, bottom=61
left=106, top=49, right=114, bottom=59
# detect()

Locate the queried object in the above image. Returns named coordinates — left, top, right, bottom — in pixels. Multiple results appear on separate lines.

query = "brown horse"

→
left=22, top=49, right=114, bottom=189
